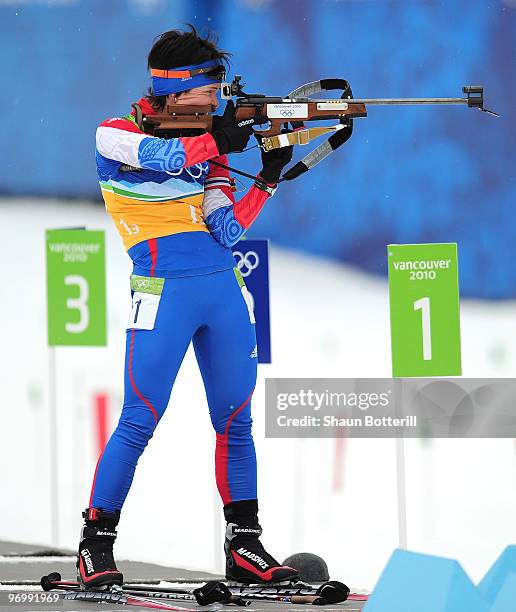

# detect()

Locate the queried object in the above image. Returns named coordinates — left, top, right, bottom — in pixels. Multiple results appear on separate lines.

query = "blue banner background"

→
left=232, top=240, right=271, bottom=364
left=1, top=0, right=514, bottom=298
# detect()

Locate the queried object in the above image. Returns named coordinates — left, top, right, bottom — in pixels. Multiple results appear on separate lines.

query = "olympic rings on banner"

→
left=233, top=250, right=260, bottom=277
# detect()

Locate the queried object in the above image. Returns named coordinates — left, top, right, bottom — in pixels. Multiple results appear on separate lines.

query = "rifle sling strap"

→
left=281, top=78, right=353, bottom=182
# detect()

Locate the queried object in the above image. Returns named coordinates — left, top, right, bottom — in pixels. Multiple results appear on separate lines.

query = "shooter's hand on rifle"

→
left=211, top=100, right=254, bottom=155
left=256, top=130, right=294, bottom=184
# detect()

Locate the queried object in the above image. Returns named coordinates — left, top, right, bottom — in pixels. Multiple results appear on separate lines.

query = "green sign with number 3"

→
left=46, top=229, right=107, bottom=346
left=388, top=243, right=461, bottom=377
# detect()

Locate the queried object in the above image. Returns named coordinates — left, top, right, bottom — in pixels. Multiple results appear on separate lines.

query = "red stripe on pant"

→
left=215, top=390, right=254, bottom=505
left=88, top=453, right=103, bottom=508
left=148, top=238, right=158, bottom=277
left=88, top=331, right=159, bottom=509
left=128, top=328, right=159, bottom=424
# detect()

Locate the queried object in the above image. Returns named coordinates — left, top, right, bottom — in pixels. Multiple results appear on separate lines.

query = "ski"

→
left=41, top=573, right=365, bottom=605
left=126, top=579, right=368, bottom=600
left=159, top=582, right=367, bottom=602
left=224, top=584, right=367, bottom=602
left=41, top=574, right=248, bottom=606
left=60, top=589, right=206, bottom=610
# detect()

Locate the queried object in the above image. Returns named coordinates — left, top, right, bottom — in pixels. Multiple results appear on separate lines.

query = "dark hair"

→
left=146, top=25, right=231, bottom=110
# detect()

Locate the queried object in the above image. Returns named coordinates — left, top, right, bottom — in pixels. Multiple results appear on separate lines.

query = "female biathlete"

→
left=77, top=27, right=297, bottom=588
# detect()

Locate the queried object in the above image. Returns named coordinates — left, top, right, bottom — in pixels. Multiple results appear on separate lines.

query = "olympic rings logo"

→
left=280, top=109, right=295, bottom=118
left=134, top=279, right=150, bottom=290
left=233, top=250, right=260, bottom=277
left=166, top=162, right=208, bottom=179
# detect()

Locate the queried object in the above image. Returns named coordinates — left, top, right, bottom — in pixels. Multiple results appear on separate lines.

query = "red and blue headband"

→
left=150, top=59, right=225, bottom=96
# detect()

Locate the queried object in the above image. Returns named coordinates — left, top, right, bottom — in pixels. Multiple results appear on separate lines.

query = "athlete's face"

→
left=168, top=84, right=220, bottom=112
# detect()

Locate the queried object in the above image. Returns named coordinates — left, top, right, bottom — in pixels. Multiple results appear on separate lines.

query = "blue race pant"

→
left=89, top=268, right=257, bottom=511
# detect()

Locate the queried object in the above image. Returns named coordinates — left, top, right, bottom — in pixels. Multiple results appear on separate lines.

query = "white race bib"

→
left=127, top=275, right=165, bottom=331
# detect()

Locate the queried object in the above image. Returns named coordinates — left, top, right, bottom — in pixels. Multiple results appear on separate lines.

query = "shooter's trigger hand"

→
left=211, top=100, right=253, bottom=155
left=211, top=100, right=235, bottom=131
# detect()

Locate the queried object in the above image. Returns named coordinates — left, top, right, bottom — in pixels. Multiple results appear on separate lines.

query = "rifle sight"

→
left=221, top=75, right=245, bottom=99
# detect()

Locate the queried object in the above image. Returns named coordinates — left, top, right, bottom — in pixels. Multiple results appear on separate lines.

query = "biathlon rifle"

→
left=135, top=76, right=498, bottom=183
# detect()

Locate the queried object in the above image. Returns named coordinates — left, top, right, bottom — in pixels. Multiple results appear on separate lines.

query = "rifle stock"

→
left=138, top=104, right=213, bottom=136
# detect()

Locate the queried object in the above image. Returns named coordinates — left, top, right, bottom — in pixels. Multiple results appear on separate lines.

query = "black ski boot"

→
left=224, top=500, right=299, bottom=584
left=77, top=508, right=123, bottom=589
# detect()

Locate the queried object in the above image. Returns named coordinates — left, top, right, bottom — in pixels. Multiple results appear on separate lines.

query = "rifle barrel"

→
left=310, top=97, right=468, bottom=105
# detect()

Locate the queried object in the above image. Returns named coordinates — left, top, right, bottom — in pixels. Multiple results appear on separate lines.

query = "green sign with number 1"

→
left=46, top=229, right=107, bottom=346
left=388, top=243, right=461, bottom=377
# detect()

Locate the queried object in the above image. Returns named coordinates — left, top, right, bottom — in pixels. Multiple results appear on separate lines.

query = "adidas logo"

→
left=250, top=345, right=258, bottom=358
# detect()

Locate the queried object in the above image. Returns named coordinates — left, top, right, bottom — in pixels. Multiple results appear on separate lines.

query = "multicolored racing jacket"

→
left=96, top=97, right=270, bottom=278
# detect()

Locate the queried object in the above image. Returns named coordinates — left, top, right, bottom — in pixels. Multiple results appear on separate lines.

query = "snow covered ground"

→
left=1, top=199, right=516, bottom=591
